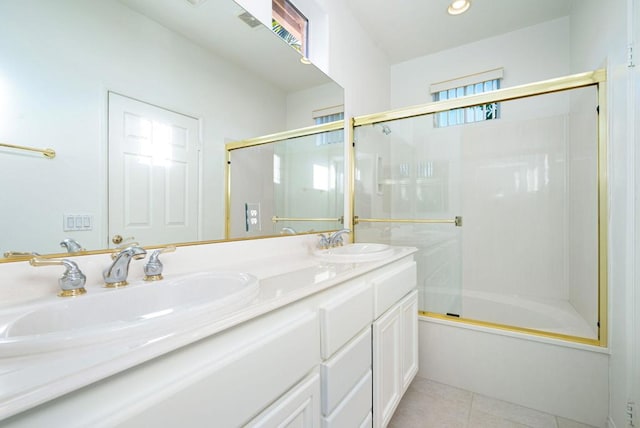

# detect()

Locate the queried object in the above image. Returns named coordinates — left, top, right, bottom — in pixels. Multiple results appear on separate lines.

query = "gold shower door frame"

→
left=349, top=69, right=608, bottom=347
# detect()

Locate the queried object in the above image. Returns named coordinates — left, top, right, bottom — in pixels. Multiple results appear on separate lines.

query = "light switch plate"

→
left=63, top=214, right=93, bottom=232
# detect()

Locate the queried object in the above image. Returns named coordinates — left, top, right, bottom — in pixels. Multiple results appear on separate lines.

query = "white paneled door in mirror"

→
left=108, top=93, right=200, bottom=248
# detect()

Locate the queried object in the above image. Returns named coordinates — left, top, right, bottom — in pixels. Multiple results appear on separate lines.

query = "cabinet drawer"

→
left=321, top=328, right=371, bottom=416
left=246, top=371, right=320, bottom=427
left=372, top=261, right=417, bottom=318
left=320, top=281, right=373, bottom=359
left=322, top=370, right=372, bottom=428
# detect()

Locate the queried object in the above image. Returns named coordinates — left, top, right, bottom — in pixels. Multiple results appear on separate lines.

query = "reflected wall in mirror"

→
left=227, top=122, right=345, bottom=239
left=0, top=0, right=344, bottom=261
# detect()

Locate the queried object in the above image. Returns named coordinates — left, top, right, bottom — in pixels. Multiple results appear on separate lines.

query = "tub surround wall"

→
left=460, top=114, right=572, bottom=301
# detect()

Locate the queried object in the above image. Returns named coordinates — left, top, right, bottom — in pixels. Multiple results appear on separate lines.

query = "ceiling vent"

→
left=238, top=11, right=262, bottom=28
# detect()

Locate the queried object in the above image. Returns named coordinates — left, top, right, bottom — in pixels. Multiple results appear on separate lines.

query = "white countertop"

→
left=0, top=241, right=416, bottom=420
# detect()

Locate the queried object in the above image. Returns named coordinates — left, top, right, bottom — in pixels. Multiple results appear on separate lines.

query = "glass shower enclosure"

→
left=351, top=70, right=607, bottom=346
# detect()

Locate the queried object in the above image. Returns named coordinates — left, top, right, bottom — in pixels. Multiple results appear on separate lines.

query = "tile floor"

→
left=388, top=376, right=598, bottom=428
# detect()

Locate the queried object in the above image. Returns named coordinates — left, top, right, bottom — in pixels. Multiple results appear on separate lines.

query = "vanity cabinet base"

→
left=373, top=290, right=418, bottom=428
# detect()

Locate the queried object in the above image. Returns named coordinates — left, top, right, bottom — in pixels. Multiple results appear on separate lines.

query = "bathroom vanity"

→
left=0, top=238, right=417, bottom=427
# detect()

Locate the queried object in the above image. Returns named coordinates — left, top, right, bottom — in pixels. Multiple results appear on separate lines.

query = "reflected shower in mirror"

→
left=227, top=122, right=345, bottom=239
left=0, top=0, right=344, bottom=260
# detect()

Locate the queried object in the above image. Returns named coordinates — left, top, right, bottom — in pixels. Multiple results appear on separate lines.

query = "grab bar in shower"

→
left=0, top=142, right=56, bottom=159
left=354, top=216, right=462, bottom=227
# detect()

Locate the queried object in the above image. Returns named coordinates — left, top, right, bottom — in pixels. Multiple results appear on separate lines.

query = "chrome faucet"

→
left=144, top=246, right=176, bottom=281
left=30, top=257, right=87, bottom=297
left=328, top=229, right=351, bottom=247
left=103, top=246, right=147, bottom=288
left=318, top=229, right=351, bottom=249
left=60, top=238, right=85, bottom=253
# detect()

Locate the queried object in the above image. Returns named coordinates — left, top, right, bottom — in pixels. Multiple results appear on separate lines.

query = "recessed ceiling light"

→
left=448, top=0, right=471, bottom=15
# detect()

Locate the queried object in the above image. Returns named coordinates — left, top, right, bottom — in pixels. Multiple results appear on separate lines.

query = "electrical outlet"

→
left=245, top=203, right=261, bottom=232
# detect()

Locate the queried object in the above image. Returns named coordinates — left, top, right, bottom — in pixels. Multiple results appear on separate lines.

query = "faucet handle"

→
left=144, top=246, right=176, bottom=281
left=317, top=234, right=330, bottom=250
left=60, top=238, right=85, bottom=253
left=30, top=257, right=87, bottom=297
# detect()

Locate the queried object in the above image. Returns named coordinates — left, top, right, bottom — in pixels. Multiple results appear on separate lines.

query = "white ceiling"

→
left=343, top=0, right=573, bottom=64
left=119, top=0, right=334, bottom=92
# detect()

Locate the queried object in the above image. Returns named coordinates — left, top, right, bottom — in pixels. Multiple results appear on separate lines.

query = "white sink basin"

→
left=0, top=271, right=259, bottom=357
left=314, top=243, right=395, bottom=263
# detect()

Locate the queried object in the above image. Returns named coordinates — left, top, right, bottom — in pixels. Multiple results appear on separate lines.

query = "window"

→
left=313, top=164, right=329, bottom=191
left=313, top=106, right=344, bottom=146
left=273, top=154, right=281, bottom=184
left=431, top=68, right=503, bottom=128
left=272, top=0, right=308, bottom=55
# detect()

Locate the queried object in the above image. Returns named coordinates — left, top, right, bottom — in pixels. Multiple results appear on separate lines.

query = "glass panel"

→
left=353, top=85, right=599, bottom=341
left=353, top=115, right=463, bottom=315
left=356, top=221, right=463, bottom=316
left=458, top=86, right=598, bottom=339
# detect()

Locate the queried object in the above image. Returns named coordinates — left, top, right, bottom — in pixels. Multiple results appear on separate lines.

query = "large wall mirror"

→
left=0, top=0, right=344, bottom=261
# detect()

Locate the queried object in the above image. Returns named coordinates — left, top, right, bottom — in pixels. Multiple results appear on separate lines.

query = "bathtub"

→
left=417, top=313, right=609, bottom=427
left=417, top=288, right=609, bottom=427
left=459, top=290, right=598, bottom=339
left=421, top=286, right=598, bottom=340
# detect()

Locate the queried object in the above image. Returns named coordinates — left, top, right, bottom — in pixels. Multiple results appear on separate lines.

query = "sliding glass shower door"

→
left=351, top=70, right=606, bottom=345
left=353, top=117, right=464, bottom=316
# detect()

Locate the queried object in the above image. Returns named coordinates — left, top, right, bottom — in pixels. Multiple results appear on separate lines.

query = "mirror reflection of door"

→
left=108, top=93, right=200, bottom=247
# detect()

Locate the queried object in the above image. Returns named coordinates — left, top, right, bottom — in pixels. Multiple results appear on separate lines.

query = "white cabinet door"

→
left=372, top=303, right=402, bottom=428
left=400, top=291, right=419, bottom=393
left=372, top=290, right=419, bottom=428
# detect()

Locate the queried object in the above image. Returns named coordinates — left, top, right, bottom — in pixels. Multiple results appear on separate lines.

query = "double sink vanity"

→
left=0, top=235, right=418, bottom=427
